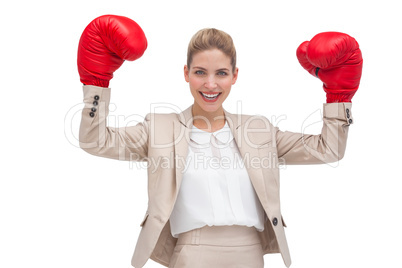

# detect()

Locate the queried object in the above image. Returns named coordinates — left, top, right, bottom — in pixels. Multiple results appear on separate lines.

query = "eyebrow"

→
left=193, top=66, right=230, bottom=72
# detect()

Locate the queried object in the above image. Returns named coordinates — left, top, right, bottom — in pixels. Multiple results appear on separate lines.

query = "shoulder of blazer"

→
left=227, top=112, right=274, bottom=146
left=144, top=112, right=182, bottom=146
left=226, top=112, right=272, bottom=129
left=145, top=112, right=180, bottom=123
left=144, top=105, right=192, bottom=127
left=144, top=112, right=180, bottom=134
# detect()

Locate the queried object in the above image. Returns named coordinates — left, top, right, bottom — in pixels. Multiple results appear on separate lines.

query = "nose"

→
left=204, top=75, right=217, bottom=89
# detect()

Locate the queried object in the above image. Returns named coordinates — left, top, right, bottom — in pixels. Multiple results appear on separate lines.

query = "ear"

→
left=184, top=65, right=190, bottom=82
left=231, top=67, right=239, bottom=85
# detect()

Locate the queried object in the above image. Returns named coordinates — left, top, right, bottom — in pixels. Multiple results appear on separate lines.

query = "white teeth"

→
left=201, top=92, right=220, bottom=98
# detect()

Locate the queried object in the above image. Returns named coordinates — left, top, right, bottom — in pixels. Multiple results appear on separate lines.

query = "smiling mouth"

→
left=199, top=92, right=222, bottom=101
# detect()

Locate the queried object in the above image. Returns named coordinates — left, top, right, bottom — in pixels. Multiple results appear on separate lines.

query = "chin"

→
left=199, top=103, right=222, bottom=113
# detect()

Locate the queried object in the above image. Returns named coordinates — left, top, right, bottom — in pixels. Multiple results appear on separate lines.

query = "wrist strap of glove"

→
left=324, top=86, right=358, bottom=103
left=80, top=77, right=110, bottom=88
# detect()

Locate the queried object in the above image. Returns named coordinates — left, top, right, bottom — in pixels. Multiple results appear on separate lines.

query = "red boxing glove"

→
left=296, top=32, right=363, bottom=103
left=77, top=15, right=147, bottom=87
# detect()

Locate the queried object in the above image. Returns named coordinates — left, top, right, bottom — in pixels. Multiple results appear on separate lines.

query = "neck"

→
left=191, top=104, right=226, bottom=133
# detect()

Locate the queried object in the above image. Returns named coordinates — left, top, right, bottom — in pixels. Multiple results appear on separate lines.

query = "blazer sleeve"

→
left=276, top=102, right=353, bottom=165
left=79, top=85, right=149, bottom=161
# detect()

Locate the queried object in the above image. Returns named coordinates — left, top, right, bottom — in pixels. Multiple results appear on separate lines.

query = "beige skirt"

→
left=168, top=225, right=264, bottom=268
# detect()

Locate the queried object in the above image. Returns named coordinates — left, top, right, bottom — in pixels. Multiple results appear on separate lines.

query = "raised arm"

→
left=77, top=15, right=149, bottom=161
left=277, top=32, right=362, bottom=165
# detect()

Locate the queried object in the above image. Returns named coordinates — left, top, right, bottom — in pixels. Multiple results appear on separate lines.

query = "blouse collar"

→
left=190, top=121, right=234, bottom=145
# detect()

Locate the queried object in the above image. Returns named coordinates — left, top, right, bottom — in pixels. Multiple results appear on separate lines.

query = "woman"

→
left=77, top=15, right=362, bottom=268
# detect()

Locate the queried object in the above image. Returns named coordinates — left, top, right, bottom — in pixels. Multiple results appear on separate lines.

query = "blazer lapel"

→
left=173, top=105, right=193, bottom=194
left=224, top=110, right=270, bottom=212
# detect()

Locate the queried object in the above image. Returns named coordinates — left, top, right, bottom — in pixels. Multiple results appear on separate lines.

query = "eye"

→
left=195, top=70, right=205, bottom=75
left=217, top=71, right=228, bottom=76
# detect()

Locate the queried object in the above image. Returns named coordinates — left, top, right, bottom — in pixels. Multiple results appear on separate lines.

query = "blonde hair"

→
left=187, top=28, right=237, bottom=73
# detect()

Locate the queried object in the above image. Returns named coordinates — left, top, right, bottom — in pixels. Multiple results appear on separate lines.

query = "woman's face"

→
left=184, top=49, right=238, bottom=115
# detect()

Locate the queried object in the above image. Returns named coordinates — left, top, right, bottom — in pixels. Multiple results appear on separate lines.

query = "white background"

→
left=1, top=0, right=401, bottom=267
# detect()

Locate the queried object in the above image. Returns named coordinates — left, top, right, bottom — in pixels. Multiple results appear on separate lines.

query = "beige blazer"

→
left=79, top=85, right=353, bottom=268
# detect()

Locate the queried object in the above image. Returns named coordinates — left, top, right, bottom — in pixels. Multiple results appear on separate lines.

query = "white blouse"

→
left=169, top=121, right=265, bottom=238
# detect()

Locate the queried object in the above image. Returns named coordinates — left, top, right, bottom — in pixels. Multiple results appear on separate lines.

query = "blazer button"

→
left=349, top=119, right=353, bottom=124
left=89, top=112, right=95, bottom=117
left=273, top=217, right=278, bottom=226
left=91, top=107, right=97, bottom=112
left=93, top=100, right=98, bottom=106
left=94, top=95, right=100, bottom=100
